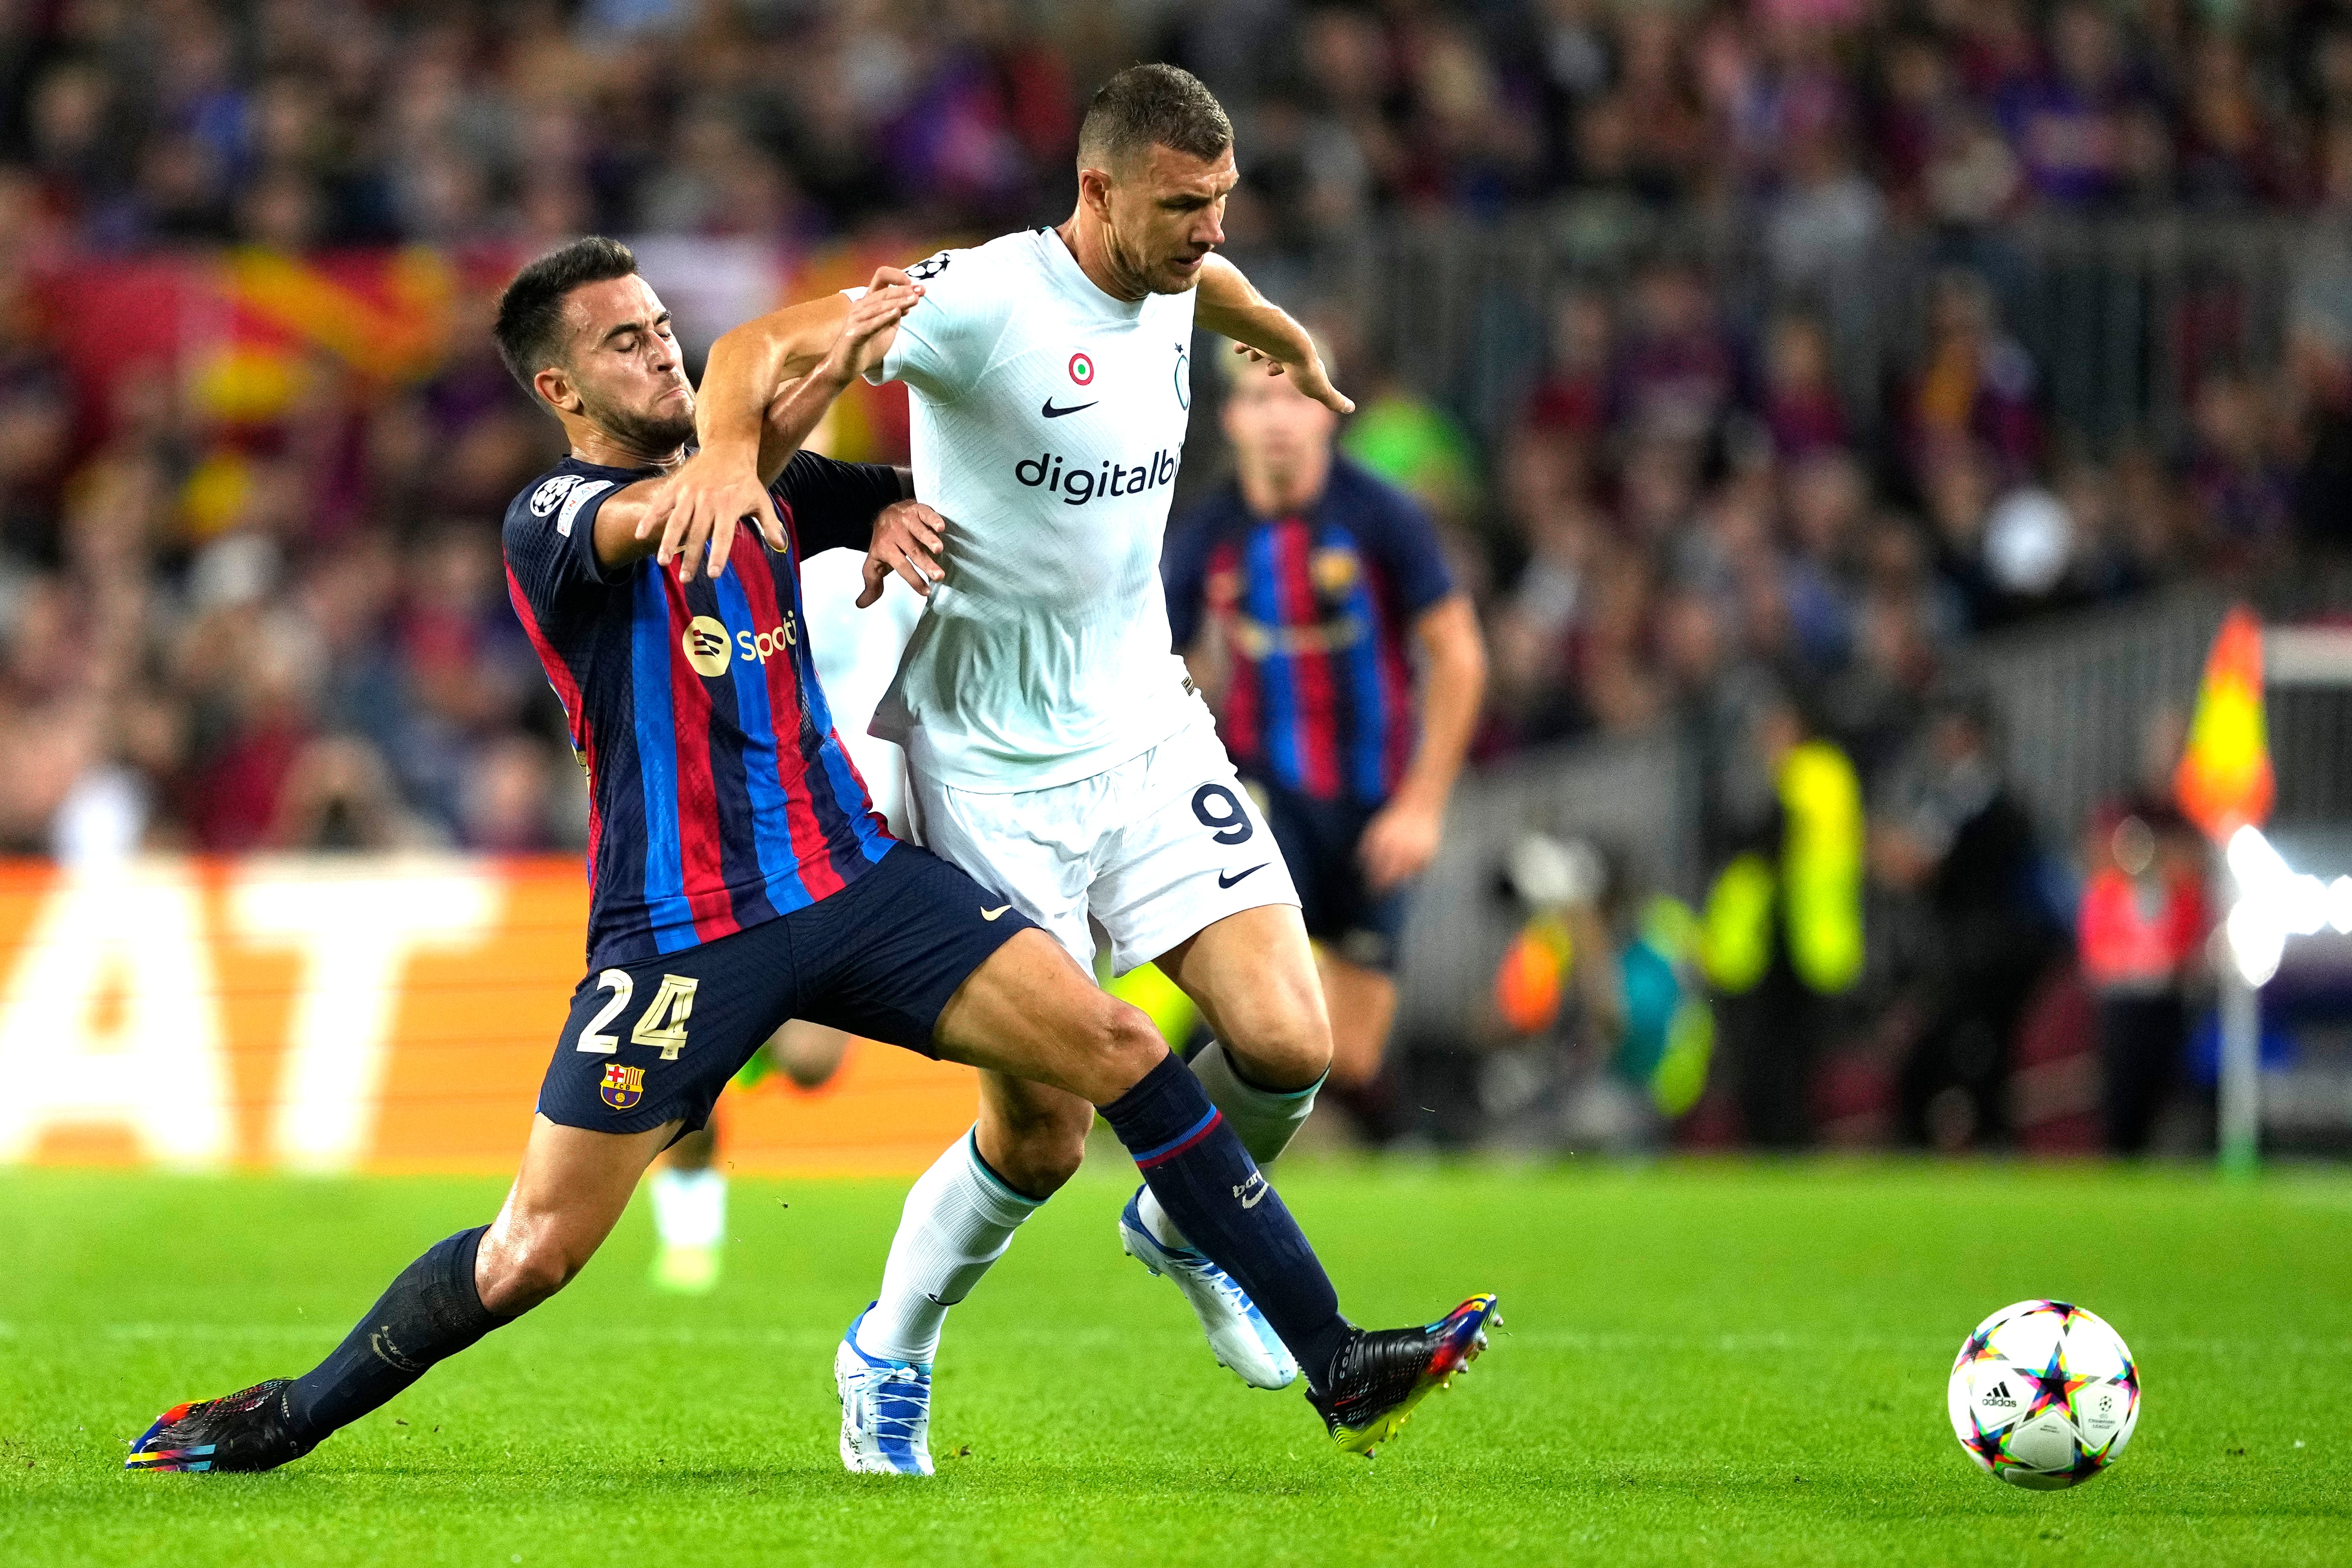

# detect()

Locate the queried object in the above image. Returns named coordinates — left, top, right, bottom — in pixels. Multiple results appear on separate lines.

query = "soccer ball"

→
left=1947, top=1300, right=2140, bottom=1489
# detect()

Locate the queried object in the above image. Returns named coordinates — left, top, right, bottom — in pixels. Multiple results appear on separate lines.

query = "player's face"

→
left=558, top=274, right=695, bottom=452
left=1104, top=143, right=1236, bottom=295
left=1221, top=363, right=1337, bottom=479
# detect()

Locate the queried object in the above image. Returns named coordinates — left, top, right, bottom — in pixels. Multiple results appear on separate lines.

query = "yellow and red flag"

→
left=2175, top=605, right=2273, bottom=841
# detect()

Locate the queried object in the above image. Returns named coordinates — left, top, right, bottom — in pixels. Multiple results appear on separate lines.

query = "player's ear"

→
left=534, top=363, right=582, bottom=416
left=1077, top=165, right=1114, bottom=222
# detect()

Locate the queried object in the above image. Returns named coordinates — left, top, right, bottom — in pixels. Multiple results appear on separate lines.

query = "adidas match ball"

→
left=1947, top=1300, right=2140, bottom=1489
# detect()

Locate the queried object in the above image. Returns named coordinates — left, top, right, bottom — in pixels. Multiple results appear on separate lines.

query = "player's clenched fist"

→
left=861, top=500, right=950, bottom=606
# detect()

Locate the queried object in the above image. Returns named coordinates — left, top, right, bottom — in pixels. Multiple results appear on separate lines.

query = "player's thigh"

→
left=1091, top=724, right=1304, bottom=982
left=480, top=1113, right=682, bottom=1313
left=1153, top=902, right=1331, bottom=1088
left=1315, top=948, right=1398, bottom=1087
left=791, top=843, right=1050, bottom=1058
left=912, top=768, right=1097, bottom=971
left=973, top=1068, right=1097, bottom=1198
left=929, top=926, right=1160, bottom=1104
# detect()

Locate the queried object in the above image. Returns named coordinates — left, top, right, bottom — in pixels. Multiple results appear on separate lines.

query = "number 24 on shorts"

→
left=575, top=970, right=699, bottom=1059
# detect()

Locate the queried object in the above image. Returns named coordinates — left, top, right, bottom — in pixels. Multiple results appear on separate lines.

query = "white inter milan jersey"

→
left=854, top=227, right=1200, bottom=792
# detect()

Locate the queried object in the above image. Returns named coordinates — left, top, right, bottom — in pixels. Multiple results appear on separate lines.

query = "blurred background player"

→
left=1163, top=337, right=1485, bottom=1125
left=644, top=1021, right=845, bottom=1292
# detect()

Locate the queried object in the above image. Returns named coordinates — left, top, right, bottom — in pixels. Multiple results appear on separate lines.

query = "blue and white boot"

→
left=1118, top=1186, right=1299, bottom=1390
left=834, top=1305, right=934, bottom=1475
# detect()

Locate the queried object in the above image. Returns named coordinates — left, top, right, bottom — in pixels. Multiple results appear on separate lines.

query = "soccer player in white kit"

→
left=649, top=66, right=1425, bottom=1475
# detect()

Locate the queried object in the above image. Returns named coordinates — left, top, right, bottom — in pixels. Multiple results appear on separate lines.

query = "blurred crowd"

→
left=0, top=0, right=2336, bottom=1148
left=16, top=0, right=2352, bottom=250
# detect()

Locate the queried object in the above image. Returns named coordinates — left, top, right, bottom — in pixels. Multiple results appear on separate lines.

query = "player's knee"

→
left=1071, top=993, right=1168, bottom=1104
left=1223, top=1005, right=1333, bottom=1092
left=476, top=1226, right=588, bottom=1316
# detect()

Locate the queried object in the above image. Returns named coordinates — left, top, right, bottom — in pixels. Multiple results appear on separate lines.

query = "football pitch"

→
left=3, top=1157, right=2345, bottom=1567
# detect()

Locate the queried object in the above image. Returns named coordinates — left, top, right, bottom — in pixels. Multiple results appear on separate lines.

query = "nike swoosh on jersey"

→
left=1240, top=1185, right=1267, bottom=1208
left=1216, top=865, right=1267, bottom=889
left=980, top=904, right=1013, bottom=920
left=1040, top=397, right=1098, bottom=419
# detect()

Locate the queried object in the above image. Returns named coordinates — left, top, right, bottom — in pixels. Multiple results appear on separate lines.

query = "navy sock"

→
left=1102, top=1053, right=1353, bottom=1390
left=284, top=1226, right=509, bottom=1442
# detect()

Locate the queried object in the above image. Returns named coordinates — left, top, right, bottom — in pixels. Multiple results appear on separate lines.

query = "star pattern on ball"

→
left=2022, top=1339, right=2094, bottom=1425
left=1953, top=1325, right=2000, bottom=1373
left=1962, top=1417, right=2008, bottom=1472
left=2063, top=1438, right=2111, bottom=1484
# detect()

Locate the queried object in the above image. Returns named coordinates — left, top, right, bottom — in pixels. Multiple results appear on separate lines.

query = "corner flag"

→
left=2174, top=605, right=2273, bottom=841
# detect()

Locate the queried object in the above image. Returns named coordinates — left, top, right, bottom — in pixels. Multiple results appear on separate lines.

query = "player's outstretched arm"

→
left=635, top=271, right=922, bottom=582
left=1194, top=256, right=1354, bottom=415
left=753, top=280, right=921, bottom=486
left=1359, top=593, right=1486, bottom=891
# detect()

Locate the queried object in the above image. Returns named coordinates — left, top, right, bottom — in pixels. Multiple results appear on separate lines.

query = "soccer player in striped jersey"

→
left=124, top=237, right=1491, bottom=1479
left=1164, top=344, right=1486, bottom=1103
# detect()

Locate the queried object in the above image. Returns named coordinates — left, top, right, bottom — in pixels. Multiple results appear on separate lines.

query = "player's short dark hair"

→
left=493, top=236, right=640, bottom=397
left=1077, top=63, right=1232, bottom=173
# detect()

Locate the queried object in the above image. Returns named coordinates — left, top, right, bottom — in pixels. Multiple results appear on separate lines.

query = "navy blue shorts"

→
left=1247, top=776, right=1412, bottom=974
left=536, top=842, right=1035, bottom=1140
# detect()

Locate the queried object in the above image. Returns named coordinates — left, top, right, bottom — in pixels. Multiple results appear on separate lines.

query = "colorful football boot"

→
left=1309, top=1293, right=1499, bottom=1456
left=1118, top=1186, right=1298, bottom=1390
left=834, top=1306, right=934, bottom=1476
left=125, top=1379, right=312, bottom=1473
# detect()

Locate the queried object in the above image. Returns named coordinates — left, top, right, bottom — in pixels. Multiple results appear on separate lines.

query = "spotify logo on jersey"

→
left=682, top=616, right=732, bottom=677
left=682, top=611, right=800, bottom=678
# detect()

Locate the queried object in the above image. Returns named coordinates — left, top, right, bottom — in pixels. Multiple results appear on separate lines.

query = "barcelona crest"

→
left=600, top=1063, right=645, bottom=1111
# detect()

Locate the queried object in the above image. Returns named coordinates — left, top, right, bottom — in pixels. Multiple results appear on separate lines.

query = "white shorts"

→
left=909, top=713, right=1301, bottom=977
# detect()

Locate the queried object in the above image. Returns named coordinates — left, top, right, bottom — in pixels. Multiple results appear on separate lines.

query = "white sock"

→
left=1140, top=1039, right=1324, bottom=1252
left=856, top=1129, right=1042, bottom=1365
left=649, top=1167, right=727, bottom=1249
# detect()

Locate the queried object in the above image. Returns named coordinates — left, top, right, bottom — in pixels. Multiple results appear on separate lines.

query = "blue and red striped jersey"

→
left=1164, top=456, right=1454, bottom=807
left=503, top=450, right=900, bottom=969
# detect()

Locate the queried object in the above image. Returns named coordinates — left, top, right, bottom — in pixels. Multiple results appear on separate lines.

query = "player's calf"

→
left=127, top=1117, right=670, bottom=1474
left=974, top=1075, right=1092, bottom=1198
left=126, top=1227, right=508, bottom=1476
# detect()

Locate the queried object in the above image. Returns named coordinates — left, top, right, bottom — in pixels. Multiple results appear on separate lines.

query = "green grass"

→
left=2, top=1157, right=2347, bottom=1567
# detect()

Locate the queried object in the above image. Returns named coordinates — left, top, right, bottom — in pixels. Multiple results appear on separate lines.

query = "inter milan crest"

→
left=601, top=1062, right=645, bottom=1111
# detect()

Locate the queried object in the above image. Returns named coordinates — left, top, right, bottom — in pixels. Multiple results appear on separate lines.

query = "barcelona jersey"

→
left=502, top=450, right=900, bottom=968
left=1163, top=456, right=1454, bottom=807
